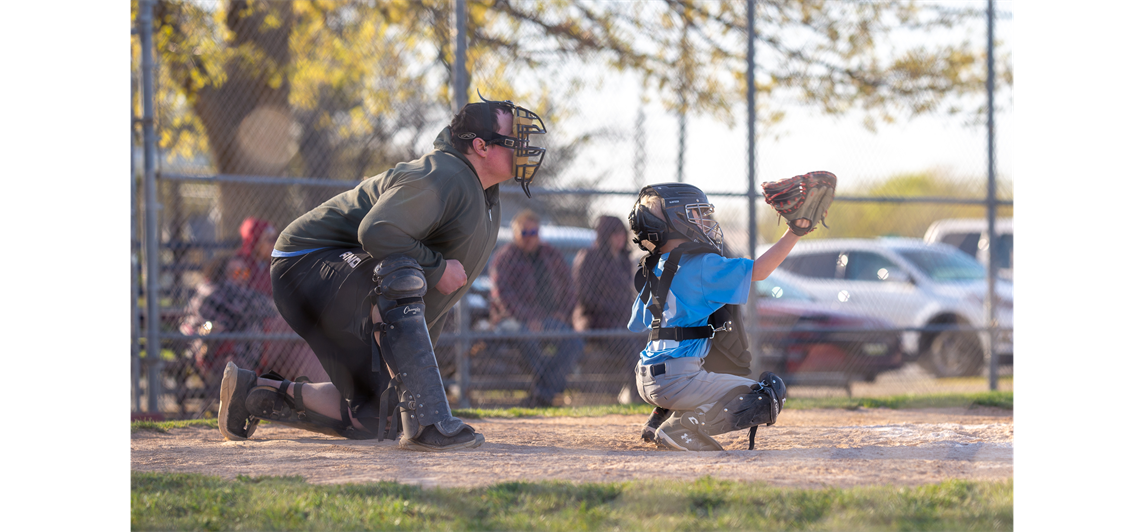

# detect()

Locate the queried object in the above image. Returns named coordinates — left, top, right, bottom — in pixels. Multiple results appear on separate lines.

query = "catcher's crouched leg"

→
left=653, top=372, right=788, bottom=451
left=374, top=256, right=483, bottom=452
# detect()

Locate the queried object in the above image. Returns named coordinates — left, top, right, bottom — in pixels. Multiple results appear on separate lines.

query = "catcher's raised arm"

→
left=762, top=171, right=837, bottom=236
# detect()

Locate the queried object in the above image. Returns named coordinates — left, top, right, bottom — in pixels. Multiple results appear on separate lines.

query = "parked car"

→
left=752, top=268, right=904, bottom=383
left=923, top=218, right=1013, bottom=280
left=776, top=238, right=1013, bottom=378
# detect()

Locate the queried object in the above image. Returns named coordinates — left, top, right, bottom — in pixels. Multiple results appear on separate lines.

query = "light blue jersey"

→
left=628, top=253, right=753, bottom=365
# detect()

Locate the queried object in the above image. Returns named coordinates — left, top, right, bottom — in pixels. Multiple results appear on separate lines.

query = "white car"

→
left=923, top=218, right=1013, bottom=280
left=776, top=237, right=1013, bottom=378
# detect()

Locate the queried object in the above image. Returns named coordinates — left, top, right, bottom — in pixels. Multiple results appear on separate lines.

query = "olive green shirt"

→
left=276, top=127, right=502, bottom=341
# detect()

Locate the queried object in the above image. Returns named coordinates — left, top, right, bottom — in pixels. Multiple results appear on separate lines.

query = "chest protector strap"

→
left=634, top=243, right=753, bottom=377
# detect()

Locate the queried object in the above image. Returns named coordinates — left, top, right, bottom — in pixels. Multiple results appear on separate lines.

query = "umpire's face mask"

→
left=476, top=95, right=547, bottom=198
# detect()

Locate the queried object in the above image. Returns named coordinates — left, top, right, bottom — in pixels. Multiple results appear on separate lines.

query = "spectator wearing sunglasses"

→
left=489, top=209, right=584, bottom=407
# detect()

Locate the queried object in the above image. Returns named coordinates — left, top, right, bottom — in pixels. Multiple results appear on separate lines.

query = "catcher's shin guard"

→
left=653, top=372, right=788, bottom=451
left=243, top=371, right=376, bottom=439
left=701, top=372, right=788, bottom=450
left=373, top=256, right=482, bottom=451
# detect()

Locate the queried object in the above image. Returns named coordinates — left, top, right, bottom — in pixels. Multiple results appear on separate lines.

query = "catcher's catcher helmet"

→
left=629, top=183, right=723, bottom=253
left=457, top=92, right=547, bottom=198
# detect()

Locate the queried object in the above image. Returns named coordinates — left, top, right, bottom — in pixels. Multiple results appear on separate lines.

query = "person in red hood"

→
left=236, top=218, right=277, bottom=296
left=233, top=217, right=330, bottom=384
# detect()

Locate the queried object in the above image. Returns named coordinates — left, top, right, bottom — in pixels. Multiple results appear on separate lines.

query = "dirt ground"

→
left=131, top=406, right=1012, bottom=489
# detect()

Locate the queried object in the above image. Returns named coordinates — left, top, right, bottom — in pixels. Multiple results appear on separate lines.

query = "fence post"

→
left=453, top=0, right=468, bottom=112
left=131, top=73, right=141, bottom=413
left=455, top=303, right=472, bottom=409
left=139, top=0, right=162, bottom=411
left=985, top=0, right=999, bottom=391
left=453, top=0, right=472, bottom=407
left=745, top=0, right=759, bottom=354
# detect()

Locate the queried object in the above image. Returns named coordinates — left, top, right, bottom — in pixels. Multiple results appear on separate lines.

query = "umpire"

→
left=217, top=96, right=548, bottom=451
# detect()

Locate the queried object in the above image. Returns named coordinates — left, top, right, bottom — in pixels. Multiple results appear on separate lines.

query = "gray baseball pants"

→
left=636, top=356, right=757, bottom=419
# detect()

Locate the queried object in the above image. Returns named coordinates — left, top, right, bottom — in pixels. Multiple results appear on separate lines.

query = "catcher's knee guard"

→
left=372, top=255, right=474, bottom=444
left=244, top=371, right=376, bottom=440
left=705, top=371, right=788, bottom=433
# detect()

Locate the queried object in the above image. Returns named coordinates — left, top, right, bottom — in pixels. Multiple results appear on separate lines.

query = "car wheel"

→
left=921, top=330, right=984, bottom=378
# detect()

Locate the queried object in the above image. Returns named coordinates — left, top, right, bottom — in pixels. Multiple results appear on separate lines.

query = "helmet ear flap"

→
left=629, top=203, right=668, bottom=252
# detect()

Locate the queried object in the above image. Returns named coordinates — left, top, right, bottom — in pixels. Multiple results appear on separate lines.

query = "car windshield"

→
left=898, top=248, right=985, bottom=282
left=755, top=275, right=814, bottom=301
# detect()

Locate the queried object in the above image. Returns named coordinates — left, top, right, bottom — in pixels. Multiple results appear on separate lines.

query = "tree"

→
left=469, top=1, right=1010, bottom=129
left=136, top=0, right=1010, bottom=238
left=142, top=0, right=453, bottom=236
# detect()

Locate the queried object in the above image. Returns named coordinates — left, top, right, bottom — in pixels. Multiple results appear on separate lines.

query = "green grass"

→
left=132, top=418, right=219, bottom=434
left=131, top=473, right=1012, bottom=531
left=130, top=391, right=1012, bottom=432
left=783, top=390, right=1013, bottom=411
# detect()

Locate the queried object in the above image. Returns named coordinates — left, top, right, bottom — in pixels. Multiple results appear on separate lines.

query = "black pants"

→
left=270, top=248, right=385, bottom=413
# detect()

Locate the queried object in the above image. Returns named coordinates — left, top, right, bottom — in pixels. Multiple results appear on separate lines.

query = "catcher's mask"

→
left=460, top=92, right=547, bottom=198
left=629, top=183, right=723, bottom=254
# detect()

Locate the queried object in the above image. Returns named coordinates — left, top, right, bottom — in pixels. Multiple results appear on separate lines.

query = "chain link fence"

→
left=132, top=0, right=1013, bottom=418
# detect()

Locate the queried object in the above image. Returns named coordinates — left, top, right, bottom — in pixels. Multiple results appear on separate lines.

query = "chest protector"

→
left=634, top=242, right=753, bottom=377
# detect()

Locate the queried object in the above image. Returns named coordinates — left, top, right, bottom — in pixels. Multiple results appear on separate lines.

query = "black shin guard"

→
left=373, top=256, right=472, bottom=442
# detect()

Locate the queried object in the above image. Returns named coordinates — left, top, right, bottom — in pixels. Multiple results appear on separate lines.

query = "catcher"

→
left=627, top=172, right=835, bottom=451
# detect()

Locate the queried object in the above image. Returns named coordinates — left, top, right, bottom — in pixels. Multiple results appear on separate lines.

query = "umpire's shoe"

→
left=219, top=361, right=261, bottom=441
left=400, top=425, right=485, bottom=452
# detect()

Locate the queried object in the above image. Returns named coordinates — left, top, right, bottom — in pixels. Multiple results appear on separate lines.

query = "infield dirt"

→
left=131, top=407, right=1012, bottom=489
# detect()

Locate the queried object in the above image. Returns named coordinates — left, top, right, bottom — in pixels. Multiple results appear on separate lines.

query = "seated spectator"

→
left=179, top=252, right=278, bottom=381
left=572, top=215, right=644, bottom=404
left=234, top=217, right=329, bottom=382
left=489, top=210, right=584, bottom=407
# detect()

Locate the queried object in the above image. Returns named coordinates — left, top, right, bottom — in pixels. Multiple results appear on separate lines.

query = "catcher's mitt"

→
left=762, top=171, right=837, bottom=236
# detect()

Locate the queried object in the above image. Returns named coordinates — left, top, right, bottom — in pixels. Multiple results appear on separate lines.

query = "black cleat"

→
left=218, top=362, right=260, bottom=441
left=641, top=407, right=671, bottom=443
left=399, top=424, right=485, bottom=452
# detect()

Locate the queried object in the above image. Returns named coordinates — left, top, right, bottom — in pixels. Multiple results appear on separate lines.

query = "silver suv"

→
left=777, top=237, right=1013, bottom=378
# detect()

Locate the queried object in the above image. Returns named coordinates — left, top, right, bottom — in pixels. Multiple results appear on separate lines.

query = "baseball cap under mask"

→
left=457, top=93, right=547, bottom=198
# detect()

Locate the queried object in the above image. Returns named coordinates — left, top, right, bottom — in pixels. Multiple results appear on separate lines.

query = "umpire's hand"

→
left=436, top=259, right=468, bottom=294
